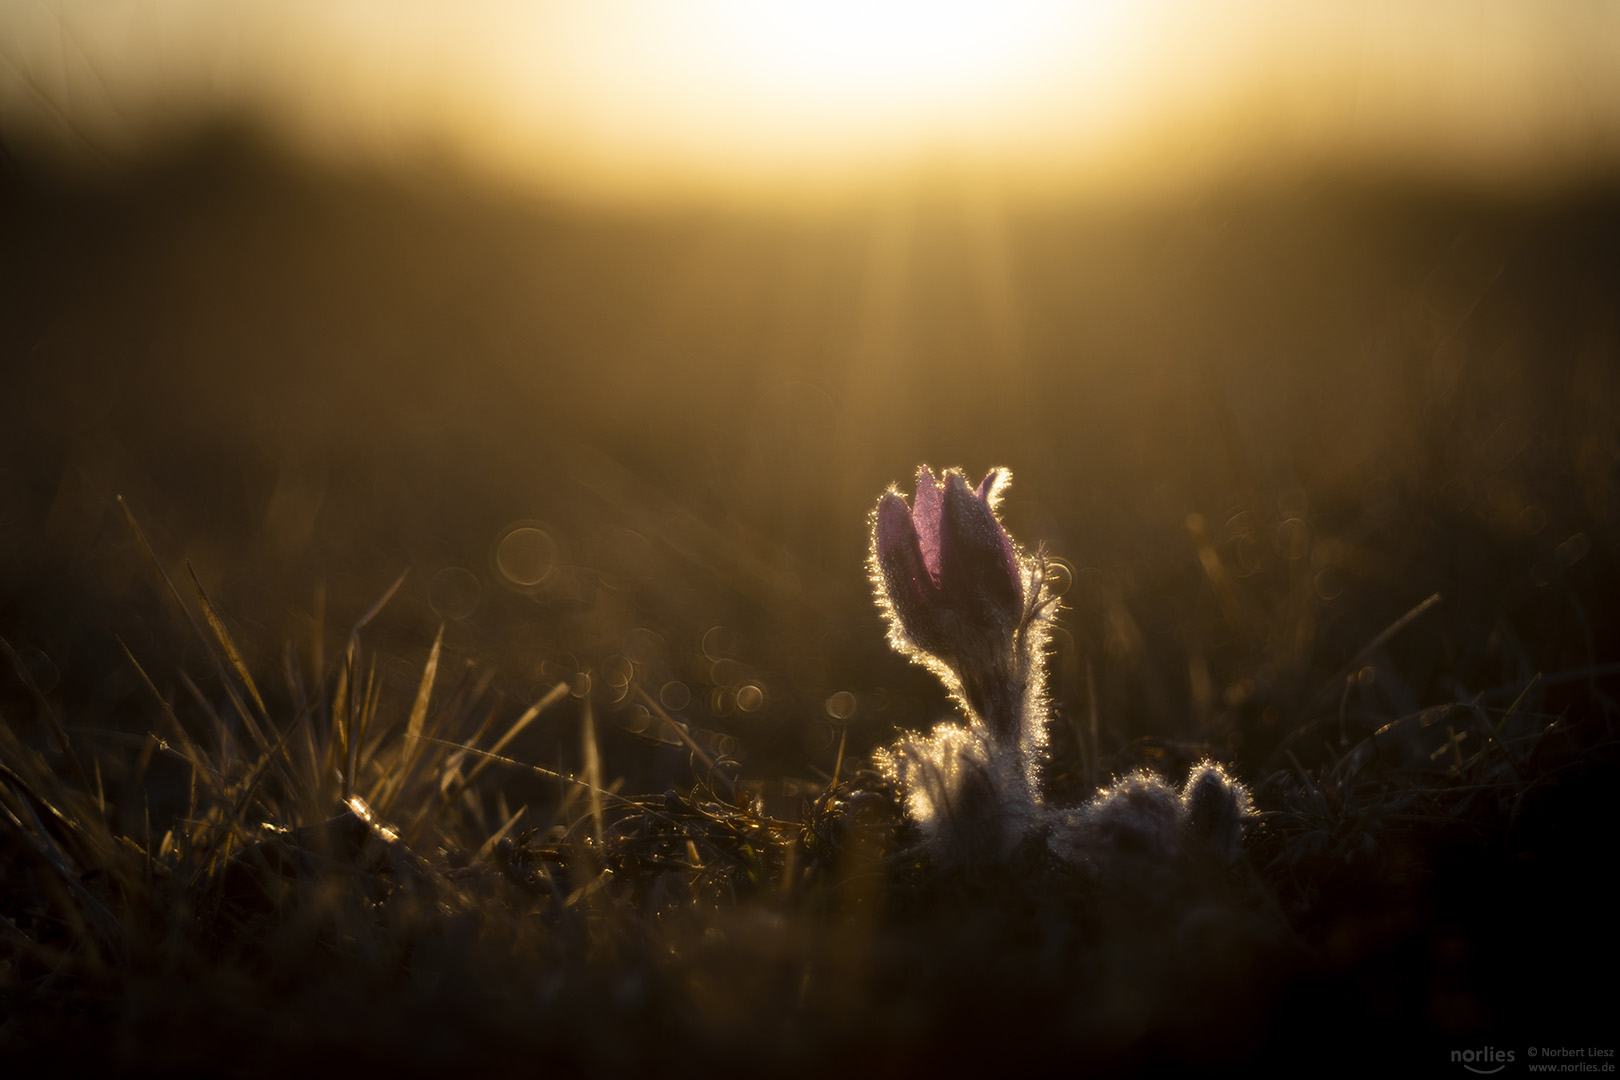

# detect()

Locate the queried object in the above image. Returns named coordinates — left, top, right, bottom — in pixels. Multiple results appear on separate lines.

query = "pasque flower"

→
left=870, top=466, right=1057, bottom=860
left=869, top=465, right=1258, bottom=869
left=1047, top=761, right=1256, bottom=886
left=872, top=467, right=1047, bottom=750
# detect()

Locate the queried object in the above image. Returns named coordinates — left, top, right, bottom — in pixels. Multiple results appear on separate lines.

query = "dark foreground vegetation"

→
left=2, top=134, right=1618, bottom=1074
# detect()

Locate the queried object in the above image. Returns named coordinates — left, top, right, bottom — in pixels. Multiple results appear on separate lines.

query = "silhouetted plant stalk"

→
left=870, top=465, right=1254, bottom=868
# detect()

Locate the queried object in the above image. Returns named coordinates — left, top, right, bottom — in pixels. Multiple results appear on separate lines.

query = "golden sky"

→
left=3, top=1, right=1618, bottom=204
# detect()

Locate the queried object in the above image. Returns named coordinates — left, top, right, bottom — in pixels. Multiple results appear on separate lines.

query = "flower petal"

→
left=939, top=469, right=1024, bottom=623
left=875, top=491, right=942, bottom=648
left=913, top=465, right=944, bottom=581
left=975, top=468, right=1007, bottom=505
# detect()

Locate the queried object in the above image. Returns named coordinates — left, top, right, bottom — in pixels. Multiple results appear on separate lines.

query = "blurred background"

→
left=2, top=0, right=1617, bottom=802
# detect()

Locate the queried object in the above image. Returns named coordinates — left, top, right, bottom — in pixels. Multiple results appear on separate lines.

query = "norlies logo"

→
left=1454, top=1046, right=1517, bottom=1074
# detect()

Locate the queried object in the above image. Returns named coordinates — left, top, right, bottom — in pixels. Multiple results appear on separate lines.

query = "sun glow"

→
left=706, top=1, right=1081, bottom=113
left=3, top=1, right=1619, bottom=204
left=477, top=0, right=1143, bottom=199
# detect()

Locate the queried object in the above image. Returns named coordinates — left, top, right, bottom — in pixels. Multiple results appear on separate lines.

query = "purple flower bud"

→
left=872, top=466, right=1026, bottom=658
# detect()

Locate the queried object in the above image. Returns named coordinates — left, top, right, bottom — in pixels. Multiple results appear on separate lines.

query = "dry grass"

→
left=1, top=492, right=1614, bottom=1078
